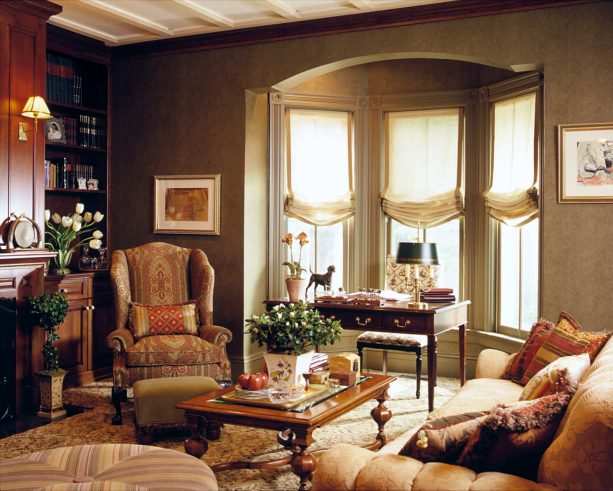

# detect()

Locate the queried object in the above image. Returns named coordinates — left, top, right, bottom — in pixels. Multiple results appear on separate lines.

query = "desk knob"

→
left=394, top=318, right=411, bottom=328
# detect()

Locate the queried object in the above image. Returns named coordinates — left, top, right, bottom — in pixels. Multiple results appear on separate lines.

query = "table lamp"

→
left=396, top=241, right=439, bottom=310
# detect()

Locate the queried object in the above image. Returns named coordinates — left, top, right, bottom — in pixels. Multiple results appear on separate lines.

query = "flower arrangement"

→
left=246, top=301, right=342, bottom=355
left=28, top=291, right=69, bottom=373
left=45, top=203, right=104, bottom=275
left=282, top=232, right=309, bottom=280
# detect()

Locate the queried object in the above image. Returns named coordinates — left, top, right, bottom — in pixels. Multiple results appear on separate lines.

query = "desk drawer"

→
left=322, top=310, right=380, bottom=330
left=379, top=312, right=428, bottom=333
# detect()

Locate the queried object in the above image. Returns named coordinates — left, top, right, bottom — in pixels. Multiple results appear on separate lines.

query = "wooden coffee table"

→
left=177, top=374, right=396, bottom=491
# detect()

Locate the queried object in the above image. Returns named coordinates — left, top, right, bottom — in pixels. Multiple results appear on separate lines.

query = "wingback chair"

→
left=106, top=242, right=232, bottom=425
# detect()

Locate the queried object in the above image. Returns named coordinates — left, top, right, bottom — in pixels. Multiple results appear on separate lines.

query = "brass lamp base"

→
left=408, top=301, right=429, bottom=310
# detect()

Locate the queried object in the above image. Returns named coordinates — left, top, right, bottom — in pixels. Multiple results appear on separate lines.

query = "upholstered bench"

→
left=0, top=443, right=217, bottom=490
left=133, top=376, right=220, bottom=443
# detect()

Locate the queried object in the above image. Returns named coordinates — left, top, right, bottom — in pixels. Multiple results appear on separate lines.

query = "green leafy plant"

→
left=28, top=292, right=69, bottom=373
left=246, top=301, right=342, bottom=355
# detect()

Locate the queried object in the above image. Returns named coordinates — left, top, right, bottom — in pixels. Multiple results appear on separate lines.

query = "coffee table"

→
left=177, top=374, right=396, bottom=491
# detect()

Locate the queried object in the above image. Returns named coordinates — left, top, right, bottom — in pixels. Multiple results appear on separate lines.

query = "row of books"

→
left=421, top=287, right=456, bottom=303
left=53, top=113, right=78, bottom=146
left=44, top=158, right=98, bottom=190
left=46, top=53, right=82, bottom=106
left=79, top=114, right=106, bottom=149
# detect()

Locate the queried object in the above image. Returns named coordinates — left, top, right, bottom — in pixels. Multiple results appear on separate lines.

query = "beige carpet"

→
left=0, top=374, right=458, bottom=490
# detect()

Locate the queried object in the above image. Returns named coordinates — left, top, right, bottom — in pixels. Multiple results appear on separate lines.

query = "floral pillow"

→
left=520, top=352, right=590, bottom=400
left=128, top=301, right=199, bottom=339
left=556, top=312, right=611, bottom=362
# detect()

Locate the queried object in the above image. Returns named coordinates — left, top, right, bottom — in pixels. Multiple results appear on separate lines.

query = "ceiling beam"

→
left=79, top=0, right=173, bottom=36
left=348, top=0, right=375, bottom=11
left=48, top=16, right=119, bottom=45
left=172, top=0, right=234, bottom=28
left=261, top=0, right=301, bottom=19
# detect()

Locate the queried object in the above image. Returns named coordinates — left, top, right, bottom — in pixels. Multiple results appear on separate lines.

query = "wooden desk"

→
left=265, top=299, right=470, bottom=412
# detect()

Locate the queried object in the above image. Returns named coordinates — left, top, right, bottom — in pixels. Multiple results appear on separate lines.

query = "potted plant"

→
left=28, top=291, right=69, bottom=420
left=246, top=301, right=342, bottom=387
left=281, top=232, right=309, bottom=302
left=44, top=203, right=104, bottom=275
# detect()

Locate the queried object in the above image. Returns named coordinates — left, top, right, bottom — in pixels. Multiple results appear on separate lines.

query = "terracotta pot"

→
left=37, top=369, right=67, bottom=420
left=264, top=351, right=315, bottom=388
left=285, top=278, right=308, bottom=303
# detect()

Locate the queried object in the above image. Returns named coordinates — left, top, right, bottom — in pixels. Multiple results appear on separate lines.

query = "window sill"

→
left=476, top=331, right=524, bottom=353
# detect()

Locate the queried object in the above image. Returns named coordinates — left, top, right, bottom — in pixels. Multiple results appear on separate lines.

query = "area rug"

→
left=0, top=374, right=458, bottom=490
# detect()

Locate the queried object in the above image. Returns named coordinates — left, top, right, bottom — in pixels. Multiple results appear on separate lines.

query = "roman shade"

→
left=285, top=108, right=355, bottom=226
left=381, top=108, right=464, bottom=228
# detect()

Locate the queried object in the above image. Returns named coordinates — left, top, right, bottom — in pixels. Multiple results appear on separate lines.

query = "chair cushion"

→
left=357, top=331, right=427, bottom=347
left=0, top=443, right=217, bottom=491
left=126, top=335, right=222, bottom=367
left=128, top=302, right=199, bottom=339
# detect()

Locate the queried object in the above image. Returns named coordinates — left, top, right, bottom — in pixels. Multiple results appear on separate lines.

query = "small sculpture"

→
left=306, top=265, right=335, bottom=296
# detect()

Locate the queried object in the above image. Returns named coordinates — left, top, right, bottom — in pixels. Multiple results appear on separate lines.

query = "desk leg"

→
left=427, top=335, right=435, bottom=412
left=459, top=324, right=466, bottom=386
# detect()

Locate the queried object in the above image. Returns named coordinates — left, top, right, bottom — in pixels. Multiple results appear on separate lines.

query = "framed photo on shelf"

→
left=45, top=118, right=66, bottom=144
left=558, top=122, right=613, bottom=203
left=153, top=174, right=221, bottom=235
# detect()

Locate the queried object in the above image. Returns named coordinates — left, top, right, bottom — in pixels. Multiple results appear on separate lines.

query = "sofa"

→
left=312, top=336, right=613, bottom=490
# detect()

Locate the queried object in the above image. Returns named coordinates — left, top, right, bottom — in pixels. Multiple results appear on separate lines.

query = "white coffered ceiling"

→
left=48, top=0, right=452, bottom=46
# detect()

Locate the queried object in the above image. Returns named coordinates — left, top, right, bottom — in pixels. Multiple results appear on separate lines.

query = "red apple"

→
left=258, top=372, right=269, bottom=386
left=248, top=373, right=266, bottom=391
left=237, top=372, right=252, bottom=390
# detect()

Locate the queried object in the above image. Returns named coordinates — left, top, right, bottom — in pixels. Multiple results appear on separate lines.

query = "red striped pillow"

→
left=503, top=319, right=555, bottom=383
left=521, top=325, right=590, bottom=385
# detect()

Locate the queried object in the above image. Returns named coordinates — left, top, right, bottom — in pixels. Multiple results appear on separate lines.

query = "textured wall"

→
left=111, top=3, right=613, bottom=368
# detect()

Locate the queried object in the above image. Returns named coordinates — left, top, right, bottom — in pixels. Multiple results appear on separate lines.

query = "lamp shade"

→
left=21, top=96, right=52, bottom=120
left=396, top=242, right=440, bottom=266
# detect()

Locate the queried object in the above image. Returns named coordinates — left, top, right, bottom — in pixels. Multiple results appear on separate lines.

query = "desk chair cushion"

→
left=357, top=331, right=427, bottom=348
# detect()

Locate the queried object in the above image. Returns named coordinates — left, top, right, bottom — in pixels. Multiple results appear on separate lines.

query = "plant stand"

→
left=37, top=370, right=66, bottom=420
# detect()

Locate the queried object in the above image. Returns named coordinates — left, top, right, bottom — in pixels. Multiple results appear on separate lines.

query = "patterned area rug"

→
left=0, top=374, right=458, bottom=490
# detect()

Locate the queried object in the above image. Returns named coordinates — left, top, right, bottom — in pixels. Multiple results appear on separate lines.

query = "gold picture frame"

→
left=153, top=174, right=221, bottom=235
left=558, top=122, right=613, bottom=203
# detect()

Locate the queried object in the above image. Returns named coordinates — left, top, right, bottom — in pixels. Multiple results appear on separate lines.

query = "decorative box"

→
left=330, top=370, right=357, bottom=386
left=329, top=352, right=361, bottom=377
left=310, top=370, right=330, bottom=385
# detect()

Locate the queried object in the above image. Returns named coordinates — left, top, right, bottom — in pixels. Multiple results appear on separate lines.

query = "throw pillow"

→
left=128, top=301, right=199, bottom=339
left=520, top=352, right=590, bottom=400
left=457, top=390, right=573, bottom=480
left=520, top=325, right=591, bottom=385
left=399, top=411, right=488, bottom=463
left=502, top=318, right=556, bottom=384
left=557, top=311, right=611, bottom=362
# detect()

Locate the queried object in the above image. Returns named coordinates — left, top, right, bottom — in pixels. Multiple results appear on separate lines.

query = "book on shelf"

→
left=46, top=53, right=82, bottom=106
left=79, top=114, right=106, bottom=149
left=45, top=158, right=97, bottom=190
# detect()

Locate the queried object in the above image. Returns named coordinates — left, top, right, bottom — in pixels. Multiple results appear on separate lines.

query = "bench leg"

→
left=111, top=387, right=126, bottom=425
left=415, top=351, right=422, bottom=399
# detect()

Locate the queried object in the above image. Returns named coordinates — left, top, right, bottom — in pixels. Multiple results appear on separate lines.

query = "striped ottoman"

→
left=0, top=443, right=217, bottom=490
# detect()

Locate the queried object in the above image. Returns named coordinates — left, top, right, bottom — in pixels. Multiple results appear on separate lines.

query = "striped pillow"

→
left=503, top=319, right=556, bottom=383
left=557, top=312, right=611, bottom=361
left=128, top=302, right=199, bottom=339
left=520, top=325, right=590, bottom=385
left=520, top=352, right=590, bottom=400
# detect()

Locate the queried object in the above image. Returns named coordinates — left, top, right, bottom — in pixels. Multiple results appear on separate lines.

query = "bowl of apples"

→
left=235, top=372, right=270, bottom=399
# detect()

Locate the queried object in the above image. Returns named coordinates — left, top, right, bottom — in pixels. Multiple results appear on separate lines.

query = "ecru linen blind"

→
left=381, top=108, right=464, bottom=228
left=285, top=108, right=355, bottom=226
left=484, top=92, right=539, bottom=226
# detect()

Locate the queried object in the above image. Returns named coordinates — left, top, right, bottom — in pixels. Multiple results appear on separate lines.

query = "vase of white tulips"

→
left=45, top=203, right=104, bottom=275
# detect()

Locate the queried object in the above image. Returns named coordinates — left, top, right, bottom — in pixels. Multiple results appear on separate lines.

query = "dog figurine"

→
left=306, top=265, right=336, bottom=296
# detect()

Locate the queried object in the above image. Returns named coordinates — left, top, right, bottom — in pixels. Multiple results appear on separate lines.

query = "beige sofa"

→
left=313, top=337, right=613, bottom=490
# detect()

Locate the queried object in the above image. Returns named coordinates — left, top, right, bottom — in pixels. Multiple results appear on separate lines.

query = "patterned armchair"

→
left=106, top=242, right=232, bottom=425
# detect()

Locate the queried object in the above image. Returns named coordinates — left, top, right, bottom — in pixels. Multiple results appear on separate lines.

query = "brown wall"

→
left=111, top=3, right=613, bottom=367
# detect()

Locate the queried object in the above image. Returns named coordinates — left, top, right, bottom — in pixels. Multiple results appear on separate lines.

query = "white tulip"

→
left=75, top=203, right=85, bottom=214
left=83, top=212, right=92, bottom=223
left=61, top=216, right=73, bottom=228
left=72, top=221, right=82, bottom=232
left=93, top=212, right=104, bottom=223
left=51, top=213, right=61, bottom=225
left=71, top=213, right=80, bottom=223
left=45, top=209, right=50, bottom=222
left=89, top=239, right=102, bottom=250
left=93, top=230, right=103, bottom=239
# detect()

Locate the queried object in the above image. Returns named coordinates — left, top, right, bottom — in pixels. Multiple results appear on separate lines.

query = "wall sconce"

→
left=19, top=96, right=52, bottom=141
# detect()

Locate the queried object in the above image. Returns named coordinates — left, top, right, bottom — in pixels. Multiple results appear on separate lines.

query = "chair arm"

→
left=475, top=349, right=513, bottom=379
left=106, top=328, right=135, bottom=352
left=199, top=324, right=233, bottom=346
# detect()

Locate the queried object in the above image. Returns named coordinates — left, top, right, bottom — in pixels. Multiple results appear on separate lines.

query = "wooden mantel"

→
left=0, top=250, right=57, bottom=414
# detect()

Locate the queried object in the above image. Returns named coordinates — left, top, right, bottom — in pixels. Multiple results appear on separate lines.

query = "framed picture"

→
left=558, top=122, right=613, bottom=203
left=154, top=174, right=221, bottom=235
left=45, top=118, right=66, bottom=144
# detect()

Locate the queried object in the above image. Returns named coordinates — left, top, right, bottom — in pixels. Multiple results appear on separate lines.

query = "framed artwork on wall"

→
left=153, top=174, right=221, bottom=235
left=558, top=122, right=613, bottom=203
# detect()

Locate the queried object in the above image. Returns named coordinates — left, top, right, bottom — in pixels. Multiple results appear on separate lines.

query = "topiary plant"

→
left=28, top=292, right=69, bottom=373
